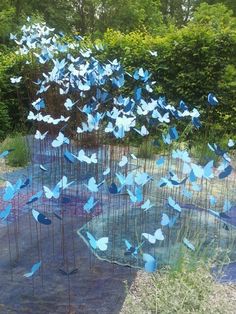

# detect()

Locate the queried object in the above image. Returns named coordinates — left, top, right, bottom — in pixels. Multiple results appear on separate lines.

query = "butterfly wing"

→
left=143, top=253, right=157, bottom=273
left=154, top=228, right=164, bottom=241
left=86, top=232, right=97, bottom=249
left=24, top=261, right=41, bottom=278
left=97, top=237, right=109, bottom=251
left=161, top=213, right=170, bottom=226
left=142, top=233, right=156, bottom=244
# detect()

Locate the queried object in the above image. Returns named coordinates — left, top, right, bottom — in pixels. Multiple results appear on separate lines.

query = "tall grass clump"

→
left=0, top=133, right=30, bottom=167
left=121, top=251, right=233, bottom=314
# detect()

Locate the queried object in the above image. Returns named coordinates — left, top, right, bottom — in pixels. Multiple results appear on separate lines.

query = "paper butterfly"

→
left=51, top=132, right=69, bottom=147
left=83, top=196, right=99, bottom=213
left=142, top=228, right=164, bottom=243
left=0, top=204, right=12, bottom=221
left=168, top=196, right=182, bottom=212
left=86, top=231, right=108, bottom=251
left=32, top=209, right=52, bottom=225
left=143, top=253, right=157, bottom=272
left=24, top=261, right=41, bottom=278
left=85, top=177, right=104, bottom=192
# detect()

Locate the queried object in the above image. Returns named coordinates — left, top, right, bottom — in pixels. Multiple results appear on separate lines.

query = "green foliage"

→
left=0, top=102, right=10, bottom=140
left=0, top=133, right=30, bottom=167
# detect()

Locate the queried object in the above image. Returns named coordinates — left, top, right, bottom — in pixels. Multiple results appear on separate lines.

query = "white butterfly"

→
left=75, top=149, right=97, bottom=164
left=35, top=130, right=48, bottom=140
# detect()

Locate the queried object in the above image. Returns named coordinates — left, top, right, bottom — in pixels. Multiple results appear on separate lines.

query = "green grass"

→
left=122, top=252, right=233, bottom=314
left=0, top=133, right=30, bottom=167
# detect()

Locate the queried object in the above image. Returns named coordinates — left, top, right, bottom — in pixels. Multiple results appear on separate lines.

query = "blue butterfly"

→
left=168, top=197, right=182, bottom=213
left=127, top=186, right=143, bottom=203
left=20, top=178, right=30, bottom=189
left=183, top=238, right=195, bottom=251
left=85, top=231, right=108, bottom=251
left=208, top=93, right=218, bottom=106
left=32, top=209, right=52, bottom=225
left=0, top=204, right=12, bottom=221
left=0, top=149, right=14, bottom=158
left=26, top=190, right=43, bottom=204
left=218, top=164, right=232, bottom=179
left=143, top=253, right=157, bottom=272
left=3, top=179, right=22, bottom=201
left=32, top=98, right=45, bottom=111
left=64, top=151, right=76, bottom=163
left=124, top=240, right=144, bottom=256
left=83, top=196, right=99, bottom=213
left=156, top=157, right=165, bottom=166
left=24, top=261, right=41, bottom=278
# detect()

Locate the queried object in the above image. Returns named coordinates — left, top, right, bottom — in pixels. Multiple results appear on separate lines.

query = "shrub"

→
left=0, top=133, right=30, bottom=167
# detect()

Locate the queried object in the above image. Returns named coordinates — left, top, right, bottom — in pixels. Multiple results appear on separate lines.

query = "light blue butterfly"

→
left=64, top=98, right=78, bottom=110
left=0, top=204, right=12, bottom=221
left=142, top=228, right=164, bottom=243
left=134, top=172, right=152, bottom=186
left=31, top=98, right=45, bottom=111
left=209, top=195, right=217, bottom=207
left=85, top=177, right=104, bottom=192
left=116, top=172, right=134, bottom=186
left=43, top=184, right=60, bottom=199
left=133, top=125, right=149, bottom=136
left=118, top=155, right=128, bottom=167
left=127, top=186, right=143, bottom=203
left=103, top=167, right=110, bottom=176
left=0, top=149, right=14, bottom=158
left=83, top=196, right=99, bottom=213
left=183, top=238, right=195, bottom=251
left=141, top=199, right=154, bottom=211
left=172, top=149, right=191, bottom=163
left=143, top=253, right=157, bottom=273
left=24, top=261, right=41, bottom=278
left=3, top=179, right=22, bottom=202
left=86, top=232, right=108, bottom=251
left=168, top=196, right=181, bottom=213
left=51, top=132, right=69, bottom=148
left=161, top=213, right=178, bottom=227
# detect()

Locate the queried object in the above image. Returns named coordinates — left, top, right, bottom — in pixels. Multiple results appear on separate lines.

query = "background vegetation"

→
left=0, top=0, right=235, bottom=143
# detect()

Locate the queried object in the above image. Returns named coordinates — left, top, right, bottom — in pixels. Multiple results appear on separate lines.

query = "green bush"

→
left=0, top=101, right=10, bottom=140
left=0, top=133, right=30, bottom=167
